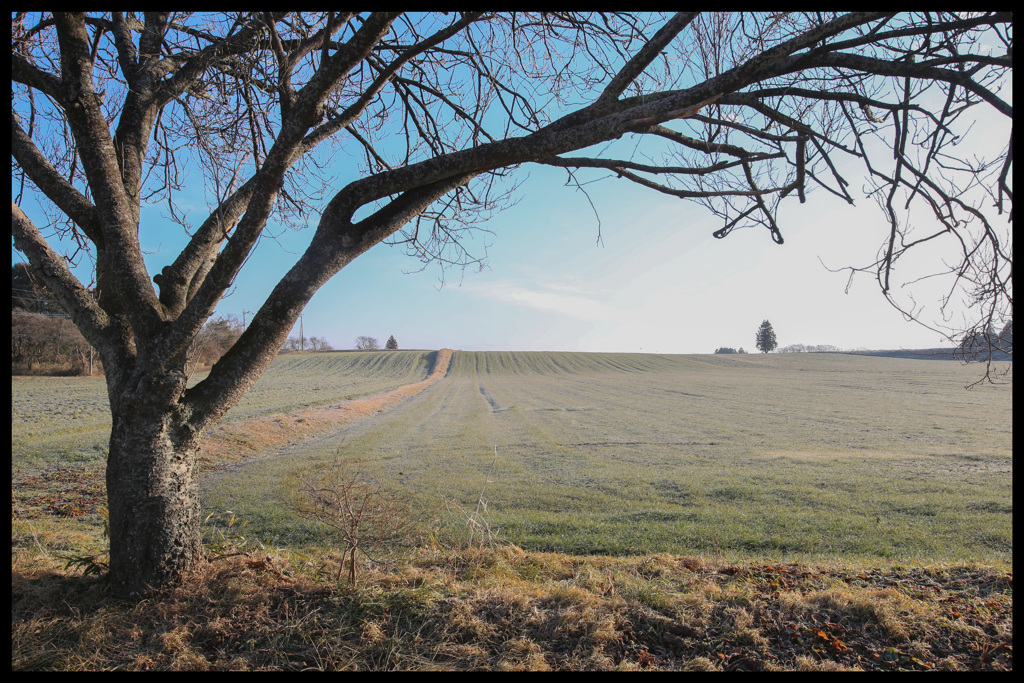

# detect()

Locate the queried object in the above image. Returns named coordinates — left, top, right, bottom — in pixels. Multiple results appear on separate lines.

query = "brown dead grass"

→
left=11, top=542, right=1012, bottom=671
left=198, top=349, right=453, bottom=468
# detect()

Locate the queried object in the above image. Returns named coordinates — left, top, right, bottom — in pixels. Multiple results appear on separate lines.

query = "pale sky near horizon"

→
left=175, top=107, right=1011, bottom=355
left=127, top=152, right=1002, bottom=355
left=12, top=19, right=1012, bottom=356
left=13, top=122, right=1009, bottom=355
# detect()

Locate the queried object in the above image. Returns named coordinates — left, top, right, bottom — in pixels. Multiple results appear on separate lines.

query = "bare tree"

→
left=11, top=12, right=1011, bottom=595
left=184, top=315, right=242, bottom=380
left=307, top=335, right=333, bottom=351
left=355, top=335, right=381, bottom=350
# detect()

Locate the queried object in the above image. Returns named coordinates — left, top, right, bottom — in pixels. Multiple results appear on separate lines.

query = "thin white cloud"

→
left=469, top=281, right=615, bottom=321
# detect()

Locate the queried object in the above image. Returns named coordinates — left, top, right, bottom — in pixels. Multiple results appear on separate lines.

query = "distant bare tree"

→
left=184, top=315, right=242, bottom=379
left=355, top=336, right=381, bottom=351
left=777, top=343, right=842, bottom=353
left=11, top=12, right=1011, bottom=595
left=11, top=312, right=95, bottom=374
left=307, top=335, right=333, bottom=351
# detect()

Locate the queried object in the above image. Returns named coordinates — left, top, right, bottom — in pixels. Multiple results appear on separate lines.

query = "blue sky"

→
left=158, top=156, right=991, bottom=354
left=13, top=129, right=1005, bottom=355
left=219, top=73, right=1009, bottom=354
left=13, top=18, right=1011, bottom=355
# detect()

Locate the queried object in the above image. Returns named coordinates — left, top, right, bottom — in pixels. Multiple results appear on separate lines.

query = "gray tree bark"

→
left=106, top=393, right=203, bottom=595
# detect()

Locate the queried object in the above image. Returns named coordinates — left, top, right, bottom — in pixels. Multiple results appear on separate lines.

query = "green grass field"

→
left=199, top=351, right=1013, bottom=566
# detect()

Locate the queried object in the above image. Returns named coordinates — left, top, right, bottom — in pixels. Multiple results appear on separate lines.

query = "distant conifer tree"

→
left=755, top=320, right=778, bottom=353
left=385, top=335, right=398, bottom=350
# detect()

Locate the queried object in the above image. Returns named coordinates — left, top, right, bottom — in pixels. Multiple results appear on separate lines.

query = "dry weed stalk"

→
left=443, top=446, right=500, bottom=548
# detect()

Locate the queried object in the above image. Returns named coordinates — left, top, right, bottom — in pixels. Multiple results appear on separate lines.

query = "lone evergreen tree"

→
left=755, top=320, right=778, bottom=353
left=386, top=335, right=398, bottom=350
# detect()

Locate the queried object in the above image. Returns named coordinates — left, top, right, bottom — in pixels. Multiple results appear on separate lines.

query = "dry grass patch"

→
left=11, top=540, right=1012, bottom=671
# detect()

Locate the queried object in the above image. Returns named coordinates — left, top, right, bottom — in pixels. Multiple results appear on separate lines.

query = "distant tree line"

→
left=353, top=335, right=400, bottom=350
left=776, top=343, right=842, bottom=353
left=716, top=320, right=847, bottom=355
left=280, top=335, right=334, bottom=353
left=715, top=342, right=845, bottom=354
left=12, top=311, right=97, bottom=374
left=278, top=334, right=401, bottom=353
left=12, top=263, right=96, bottom=374
left=13, top=263, right=257, bottom=376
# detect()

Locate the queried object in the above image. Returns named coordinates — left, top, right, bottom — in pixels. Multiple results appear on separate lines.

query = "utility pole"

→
left=299, top=313, right=304, bottom=352
left=242, top=310, right=253, bottom=329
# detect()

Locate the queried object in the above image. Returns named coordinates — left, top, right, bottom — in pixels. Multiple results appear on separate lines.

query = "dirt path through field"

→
left=198, top=349, right=453, bottom=470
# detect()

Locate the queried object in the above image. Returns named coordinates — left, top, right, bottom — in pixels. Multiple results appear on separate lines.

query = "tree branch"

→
left=11, top=202, right=123, bottom=360
left=161, top=12, right=405, bottom=363
left=806, top=51, right=1012, bottom=117
left=52, top=11, right=166, bottom=335
left=537, top=152, right=783, bottom=176
left=12, top=114, right=103, bottom=245
left=11, top=53, right=65, bottom=102
left=598, top=12, right=698, bottom=103
left=302, top=12, right=486, bottom=151
left=185, top=170, right=475, bottom=426
left=109, top=12, right=140, bottom=82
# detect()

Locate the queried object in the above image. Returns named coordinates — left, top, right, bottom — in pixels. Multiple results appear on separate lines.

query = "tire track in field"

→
left=199, top=349, right=453, bottom=470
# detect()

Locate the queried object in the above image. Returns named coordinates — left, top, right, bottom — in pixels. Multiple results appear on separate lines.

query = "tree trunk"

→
left=105, top=389, right=205, bottom=597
